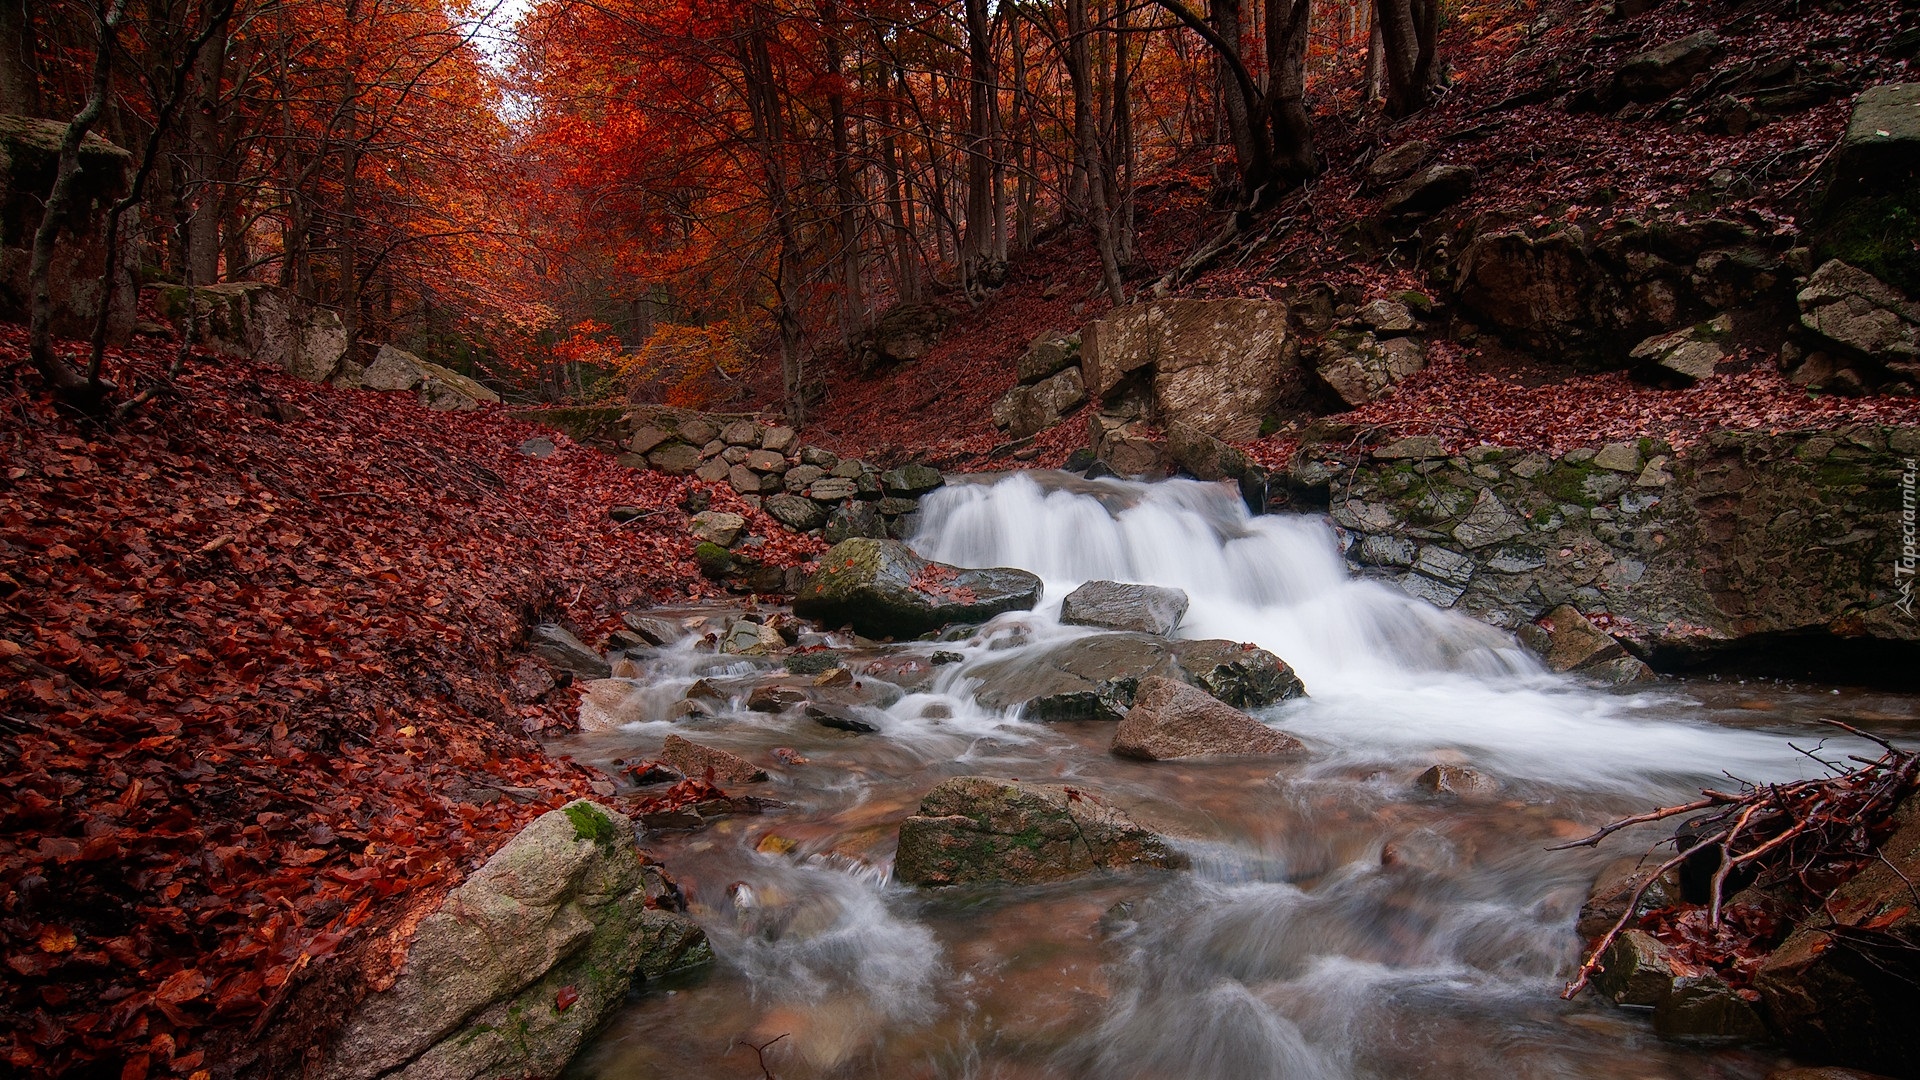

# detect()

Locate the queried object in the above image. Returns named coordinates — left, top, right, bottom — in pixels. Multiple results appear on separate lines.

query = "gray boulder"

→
left=688, top=511, right=746, bottom=547
left=793, top=538, right=1042, bottom=638
left=1381, top=164, right=1475, bottom=220
left=1315, top=332, right=1427, bottom=406
left=992, top=366, right=1087, bottom=439
left=1060, top=580, right=1189, bottom=635
left=1366, top=140, right=1431, bottom=187
left=1808, top=84, right=1920, bottom=295
left=646, top=442, right=701, bottom=475
left=1016, top=331, right=1081, bottom=383
left=823, top=501, right=888, bottom=543
left=318, top=801, right=710, bottom=1080
left=1798, top=260, right=1920, bottom=374
left=879, top=463, right=945, bottom=497
left=1111, top=676, right=1306, bottom=760
left=763, top=493, right=828, bottom=532
left=529, top=624, right=610, bottom=679
left=1616, top=31, right=1722, bottom=103
left=1628, top=315, right=1730, bottom=383
left=972, top=634, right=1305, bottom=721
left=893, top=776, right=1186, bottom=886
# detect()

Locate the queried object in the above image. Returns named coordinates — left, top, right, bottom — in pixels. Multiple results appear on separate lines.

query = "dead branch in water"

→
left=1558, top=721, right=1918, bottom=1000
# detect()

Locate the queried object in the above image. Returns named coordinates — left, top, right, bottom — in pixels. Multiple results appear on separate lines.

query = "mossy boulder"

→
left=317, top=800, right=711, bottom=1080
left=893, top=777, right=1187, bottom=886
left=1809, top=84, right=1920, bottom=295
left=793, top=538, right=1041, bottom=639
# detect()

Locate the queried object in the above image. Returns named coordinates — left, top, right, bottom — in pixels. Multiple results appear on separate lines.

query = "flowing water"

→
left=559, top=472, right=1917, bottom=1080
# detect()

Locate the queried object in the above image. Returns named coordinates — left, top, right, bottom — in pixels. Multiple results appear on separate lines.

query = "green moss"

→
left=1539, top=458, right=1606, bottom=507
left=693, top=542, right=733, bottom=578
left=1814, top=192, right=1920, bottom=296
left=563, top=801, right=619, bottom=848
left=1396, top=290, right=1435, bottom=316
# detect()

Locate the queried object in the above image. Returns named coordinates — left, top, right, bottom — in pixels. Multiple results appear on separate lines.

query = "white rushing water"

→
left=912, top=472, right=1823, bottom=792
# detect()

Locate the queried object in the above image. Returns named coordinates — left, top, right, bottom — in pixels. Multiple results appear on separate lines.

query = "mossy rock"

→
left=693, top=542, right=733, bottom=578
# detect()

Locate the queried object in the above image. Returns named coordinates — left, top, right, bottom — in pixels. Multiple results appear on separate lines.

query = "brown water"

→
left=555, top=474, right=1918, bottom=1080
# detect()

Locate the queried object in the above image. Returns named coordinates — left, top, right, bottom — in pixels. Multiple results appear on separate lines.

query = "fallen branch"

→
left=1557, top=731, right=1917, bottom=1000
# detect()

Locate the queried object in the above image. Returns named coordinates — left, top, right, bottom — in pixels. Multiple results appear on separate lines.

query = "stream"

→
left=555, top=472, right=1917, bottom=1080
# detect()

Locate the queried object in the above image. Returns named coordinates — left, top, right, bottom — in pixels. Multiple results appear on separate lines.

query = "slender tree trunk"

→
left=822, top=2, right=865, bottom=345
left=961, top=0, right=995, bottom=289
left=1365, top=13, right=1387, bottom=105
left=1111, top=0, right=1134, bottom=265
left=1066, top=0, right=1124, bottom=307
left=27, top=0, right=128, bottom=403
left=740, top=15, right=806, bottom=424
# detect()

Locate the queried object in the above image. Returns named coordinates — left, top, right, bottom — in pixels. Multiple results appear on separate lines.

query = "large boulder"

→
left=1752, top=798, right=1920, bottom=1075
left=992, top=365, right=1088, bottom=439
left=971, top=634, right=1306, bottom=721
left=857, top=303, right=950, bottom=370
left=1457, top=228, right=1604, bottom=358
left=1314, top=331, right=1427, bottom=406
left=148, top=280, right=348, bottom=384
left=1797, top=260, right=1920, bottom=378
left=0, top=114, right=135, bottom=344
left=1615, top=31, right=1723, bottom=103
left=893, top=776, right=1186, bottom=886
left=318, top=801, right=711, bottom=1080
left=1059, top=580, right=1189, bottom=635
left=1111, top=676, right=1306, bottom=760
left=793, top=538, right=1042, bottom=639
left=357, top=343, right=500, bottom=411
left=1015, top=331, right=1081, bottom=383
left=659, top=733, right=767, bottom=784
left=1380, top=164, right=1476, bottom=221
left=1080, top=298, right=1296, bottom=441
left=1808, top=84, right=1920, bottom=294
left=528, top=624, right=610, bottom=679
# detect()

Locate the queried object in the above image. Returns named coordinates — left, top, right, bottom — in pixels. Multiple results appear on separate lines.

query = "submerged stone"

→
left=893, top=776, right=1186, bottom=886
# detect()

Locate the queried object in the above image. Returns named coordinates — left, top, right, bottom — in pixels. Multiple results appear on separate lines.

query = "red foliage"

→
left=0, top=325, right=816, bottom=1076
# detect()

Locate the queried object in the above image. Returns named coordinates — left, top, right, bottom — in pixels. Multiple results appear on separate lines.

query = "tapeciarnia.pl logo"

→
left=1900, top=458, right=1917, bottom=618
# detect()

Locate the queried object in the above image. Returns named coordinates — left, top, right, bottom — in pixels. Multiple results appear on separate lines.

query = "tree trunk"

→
left=1066, top=0, right=1124, bottom=307
left=822, top=2, right=865, bottom=345
left=1375, top=0, right=1439, bottom=116
left=26, top=0, right=128, bottom=405
left=1264, top=0, right=1319, bottom=183
left=183, top=18, right=228, bottom=284
left=961, top=0, right=996, bottom=289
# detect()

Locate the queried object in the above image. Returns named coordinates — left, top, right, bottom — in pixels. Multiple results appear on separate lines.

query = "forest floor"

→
left=0, top=324, right=821, bottom=1078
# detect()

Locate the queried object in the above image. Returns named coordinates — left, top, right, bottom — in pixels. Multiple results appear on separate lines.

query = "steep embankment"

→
left=792, top=0, right=1919, bottom=470
left=0, top=325, right=816, bottom=1076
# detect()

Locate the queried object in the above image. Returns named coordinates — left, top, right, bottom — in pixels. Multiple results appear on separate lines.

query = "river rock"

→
left=880, top=463, right=945, bottom=497
left=807, top=703, right=879, bottom=733
left=528, top=624, right=610, bottom=679
left=317, top=801, right=711, bottom=1080
left=1111, top=676, right=1306, bottom=760
left=973, top=634, right=1305, bottom=720
left=1578, top=855, right=1680, bottom=940
left=893, top=776, right=1187, bottom=886
left=1655, top=974, right=1768, bottom=1039
left=1752, top=797, right=1920, bottom=1075
left=746, top=685, right=807, bottom=712
left=1169, top=639, right=1308, bottom=708
left=659, top=734, right=767, bottom=783
left=688, top=511, right=747, bottom=547
left=1593, top=929, right=1677, bottom=1007
left=793, top=538, right=1042, bottom=639
left=1415, top=763, right=1499, bottom=798
left=1059, top=580, right=1190, bottom=635
left=1536, top=604, right=1629, bottom=672
left=622, top=611, right=685, bottom=647
left=993, top=366, right=1087, bottom=439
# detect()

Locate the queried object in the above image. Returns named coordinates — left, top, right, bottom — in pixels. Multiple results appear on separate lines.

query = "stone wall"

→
left=1313, top=425, right=1920, bottom=676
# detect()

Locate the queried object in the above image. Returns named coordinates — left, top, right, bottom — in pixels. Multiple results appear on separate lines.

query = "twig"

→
left=1563, top=843, right=1699, bottom=999
left=1546, top=795, right=1722, bottom=850
left=742, top=1032, right=788, bottom=1079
